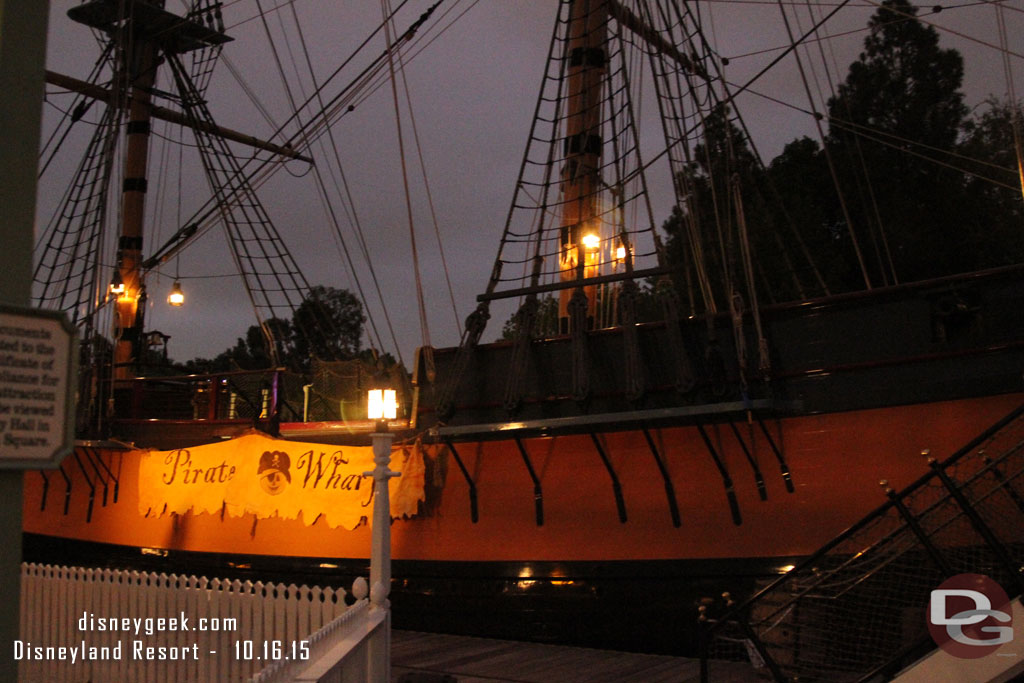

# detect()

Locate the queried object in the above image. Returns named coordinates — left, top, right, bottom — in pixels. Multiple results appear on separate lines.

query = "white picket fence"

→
left=18, top=563, right=365, bottom=683
left=19, top=433, right=400, bottom=682
left=251, top=582, right=389, bottom=683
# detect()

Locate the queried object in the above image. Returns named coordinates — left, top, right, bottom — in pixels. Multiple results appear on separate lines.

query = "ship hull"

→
left=21, top=392, right=1024, bottom=654
left=20, top=266, right=1024, bottom=654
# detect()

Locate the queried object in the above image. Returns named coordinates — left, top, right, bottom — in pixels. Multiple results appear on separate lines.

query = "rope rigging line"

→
left=149, top=0, right=439, bottom=275
left=243, top=0, right=385, bottom=359
left=220, top=53, right=285, bottom=135
left=512, top=7, right=569, bottom=304
left=38, top=42, right=116, bottom=179
left=860, top=0, right=1024, bottom=62
left=394, top=15, right=463, bottom=337
left=828, top=118, right=1024, bottom=191
left=720, top=80, right=1024, bottom=189
left=381, top=0, right=432, bottom=353
left=680, top=0, right=830, bottom=303
left=34, top=105, right=122, bottom=326
left=333, top=0, right=483, bottom=125
left=478, top=1, right=569, bottom=300
left=795, top=0, right=898, bottom=286
left=164, top=51, right=343, bottom=362
left=279, top=0, right=400, bottom=359
left=254, top=0, right=303, bottom=133
left=719, top=0, right=1015, bottom=64
left=645, top=0, right=723, bottom=314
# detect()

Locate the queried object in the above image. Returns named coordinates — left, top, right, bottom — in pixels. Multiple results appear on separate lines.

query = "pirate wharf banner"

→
left=137, top=431, right=425, bottom=529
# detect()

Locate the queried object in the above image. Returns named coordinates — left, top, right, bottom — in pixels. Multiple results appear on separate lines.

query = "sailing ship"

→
left=20, top=0, right=1024, bottom=657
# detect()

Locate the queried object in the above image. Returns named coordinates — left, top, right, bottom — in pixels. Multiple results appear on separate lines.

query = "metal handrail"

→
left=700, top=400, right=1024, bottom=682
left=106, top=367, right=289, bottom=422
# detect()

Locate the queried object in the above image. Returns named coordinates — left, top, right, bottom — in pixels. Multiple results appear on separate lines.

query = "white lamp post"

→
left=365, top=389, right=399, bottom=608
left=365, top=388, right=399, bottom=680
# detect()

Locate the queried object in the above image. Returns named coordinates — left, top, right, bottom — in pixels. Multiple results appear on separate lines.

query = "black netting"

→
left=304, top=358, right=411, bottom=422
left=703, top=405, right=1024, bottom=682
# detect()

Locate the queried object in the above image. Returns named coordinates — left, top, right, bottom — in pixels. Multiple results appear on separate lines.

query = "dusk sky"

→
left=39, top=0, right=1022, bottom=367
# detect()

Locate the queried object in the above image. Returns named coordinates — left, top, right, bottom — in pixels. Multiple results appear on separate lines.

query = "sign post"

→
left=1, top=1, right=51, bottom=678
left=0, top=306, right=77, bottom=468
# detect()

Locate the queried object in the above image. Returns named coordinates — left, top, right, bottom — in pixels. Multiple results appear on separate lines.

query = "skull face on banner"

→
left=258, top=450, right=292, bottom=496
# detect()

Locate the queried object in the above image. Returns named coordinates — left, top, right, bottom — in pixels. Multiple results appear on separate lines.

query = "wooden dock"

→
left=391, top=630, right=763, bottom=682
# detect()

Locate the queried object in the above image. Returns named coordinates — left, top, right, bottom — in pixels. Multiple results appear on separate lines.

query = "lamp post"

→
left=365, top=389, right=398, bottom=681
left=365, top=389, right=399, bottom=607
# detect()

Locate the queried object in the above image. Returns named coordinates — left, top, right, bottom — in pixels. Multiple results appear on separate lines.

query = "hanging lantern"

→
left=109, top=270, right=125, bottom=297
left=167, top=280, right=185, bottom=306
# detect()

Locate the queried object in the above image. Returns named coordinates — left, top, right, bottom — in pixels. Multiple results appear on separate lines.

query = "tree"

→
left=290, top=285, right=365, bottom=371
left=663, top=104, right=805, bottom=311
left=185, top=286, right=365, bottom=373
left=825, top=0, right=971, bottom=283
left=657, top=0, right=1020, bottom=300
left=765, top=136, right=853, bottom=296
left=957, top=98, right=1024, bottom=269
left=184, top=317, right=293, bottom=372
left=499, top=296, right=559, bottom=341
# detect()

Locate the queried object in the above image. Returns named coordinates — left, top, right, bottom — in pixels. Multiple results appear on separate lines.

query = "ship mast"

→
left=112, top=3, right=161, bottom=381
left=64, top=0, right=304, bottom=379
left=558, top=0, right=607, bottom=334
left=66, top=0, right=234, bottom=379
left=48, top=0, right=342, bottom=395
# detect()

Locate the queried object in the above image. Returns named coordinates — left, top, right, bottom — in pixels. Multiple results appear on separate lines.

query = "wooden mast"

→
left=112, top=2, right=161, bottom=380
left=558, top=0, right=607, bottom=334
left=67, top=0, right=234, bottom=379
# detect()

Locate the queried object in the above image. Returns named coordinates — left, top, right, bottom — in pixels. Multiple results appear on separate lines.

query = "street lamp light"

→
left=367, top=388, right=397, bottom=429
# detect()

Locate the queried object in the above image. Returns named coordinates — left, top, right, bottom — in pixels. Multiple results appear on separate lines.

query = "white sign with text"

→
left=0, top=305, right=76, bottom=468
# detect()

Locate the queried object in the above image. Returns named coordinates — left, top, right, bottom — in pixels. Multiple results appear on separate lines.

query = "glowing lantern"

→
left=167, top=280, right=185, bottom=306
left=367, top=389, right=397, bottom=421
left=109, top=270, right=125, bottom=297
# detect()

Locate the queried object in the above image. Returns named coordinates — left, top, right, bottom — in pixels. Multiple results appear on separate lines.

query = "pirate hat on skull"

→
left=258, top=450, right=292, bottom=482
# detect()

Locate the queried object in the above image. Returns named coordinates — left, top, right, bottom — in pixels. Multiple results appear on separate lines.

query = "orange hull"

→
left=23, top=393, right=1024, bottom=563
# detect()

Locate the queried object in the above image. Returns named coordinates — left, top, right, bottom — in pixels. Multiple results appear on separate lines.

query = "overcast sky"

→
left=40, top=0, right=1023, bottom=367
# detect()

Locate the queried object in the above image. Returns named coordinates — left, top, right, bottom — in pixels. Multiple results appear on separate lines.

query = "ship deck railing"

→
left=107, top=368, right=300, bottom=424
left=93, top=367, right=413, bottom=446
left=699, top=401, right=1024, bottom=683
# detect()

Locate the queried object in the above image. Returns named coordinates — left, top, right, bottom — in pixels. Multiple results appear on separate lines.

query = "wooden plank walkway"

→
left=391, top=630, right=763, bottom=683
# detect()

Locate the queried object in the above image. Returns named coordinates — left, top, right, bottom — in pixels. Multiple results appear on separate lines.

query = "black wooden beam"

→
left=727, top=421, right=767, bottom=501
left=641, top=428, right=681, bottom=528
left=443, top=439, right=479, bottom=523
left=514, top=438, right=544, bottom=526
left=590, top=433, right=628, bottom=523
left=696, top=423, right=742, bottom=526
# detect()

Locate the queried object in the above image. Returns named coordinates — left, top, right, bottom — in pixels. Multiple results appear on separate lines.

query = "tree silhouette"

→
left=184, top=286, right=365, bottom=373
left=825, top=0, right=970, bottom=283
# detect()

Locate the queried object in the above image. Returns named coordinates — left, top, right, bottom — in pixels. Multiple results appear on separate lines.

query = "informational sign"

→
left=137, top=431, right=425, bottom=529
left=0, top=305, right=77, bottom=468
